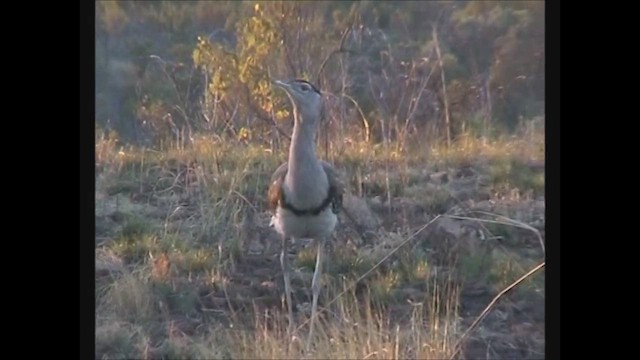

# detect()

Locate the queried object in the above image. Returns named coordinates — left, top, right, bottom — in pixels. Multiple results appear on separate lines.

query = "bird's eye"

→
left=300, top=84, right=309, bottom=92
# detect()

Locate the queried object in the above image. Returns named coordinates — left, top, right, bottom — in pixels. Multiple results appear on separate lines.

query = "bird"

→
left=267, top=78, right=344, bottom=349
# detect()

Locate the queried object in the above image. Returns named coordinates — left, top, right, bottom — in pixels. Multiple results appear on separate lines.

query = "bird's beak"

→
left=272, top=79, right=291, bottom=92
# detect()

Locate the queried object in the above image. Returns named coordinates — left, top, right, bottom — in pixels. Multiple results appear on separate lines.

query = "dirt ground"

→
left=95, top=160, right=545, bottom=359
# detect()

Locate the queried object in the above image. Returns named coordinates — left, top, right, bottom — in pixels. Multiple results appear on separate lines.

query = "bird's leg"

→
left=281, top=235, right=294, bottom=335
left=307, top=238, right=324, bottom=350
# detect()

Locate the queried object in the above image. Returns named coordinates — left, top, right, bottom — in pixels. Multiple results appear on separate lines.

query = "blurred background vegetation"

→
left=95, top=0, right=544, bottom=149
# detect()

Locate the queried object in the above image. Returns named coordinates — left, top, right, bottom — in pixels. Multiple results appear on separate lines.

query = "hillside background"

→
left=96, top=0, right=543, bottom=147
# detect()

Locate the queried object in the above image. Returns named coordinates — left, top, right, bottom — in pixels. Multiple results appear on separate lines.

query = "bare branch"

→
left=242, top=84, right=291, bottom=141
left=432, top=24, right=451, bottom=148
left=315, top=26, right=357, bottom=89
left=449, top=262, right=546, bottom=360
left=342, top=93, right=371, bottom=143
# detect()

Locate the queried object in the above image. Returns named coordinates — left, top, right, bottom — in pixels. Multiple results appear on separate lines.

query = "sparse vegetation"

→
left=96, top=130, right=544, bottom=359
left=96, top=1, right=544, bottom=359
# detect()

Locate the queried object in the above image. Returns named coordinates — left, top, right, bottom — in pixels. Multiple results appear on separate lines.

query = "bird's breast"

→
left=273, top=206, right=337, bottom=239
left=283, top=167, right=329, bottom=210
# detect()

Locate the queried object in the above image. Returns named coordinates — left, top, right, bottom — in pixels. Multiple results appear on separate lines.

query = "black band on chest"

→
left=280, top=188, right=338, bottom=216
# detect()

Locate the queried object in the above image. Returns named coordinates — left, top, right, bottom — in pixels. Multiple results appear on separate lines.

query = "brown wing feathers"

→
left=267, top=162, right=288, bottom=212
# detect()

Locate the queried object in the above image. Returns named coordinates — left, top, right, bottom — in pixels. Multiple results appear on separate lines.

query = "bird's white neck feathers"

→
left=284, top=102, right=328, bottom=209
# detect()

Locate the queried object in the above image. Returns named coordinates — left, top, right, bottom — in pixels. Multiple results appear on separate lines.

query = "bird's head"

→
left=273, top=79, right=323, bottom=124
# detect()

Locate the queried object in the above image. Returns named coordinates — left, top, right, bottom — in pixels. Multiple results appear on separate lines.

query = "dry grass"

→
left=95, top=124, right=544, bottom=359
left=226, top=281, right=460, bottom=360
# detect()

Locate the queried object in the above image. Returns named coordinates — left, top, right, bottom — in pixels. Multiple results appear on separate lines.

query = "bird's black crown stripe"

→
left=292, top=79, right=321, bottom=94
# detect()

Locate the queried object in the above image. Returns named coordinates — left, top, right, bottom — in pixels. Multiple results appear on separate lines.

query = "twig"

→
left=444, top=213, right=545, bottom=255
left=432, top=25, right=451, bottom=148
left=315, top=26, right=356, bottom=88
left=470, top=210, right=545, bottom=254
left=243, top=84, right=292, bottom=141
left=342, top=94, right=371, bottom=143
left=222, top=277, right=240, bottom=326
left=448, top=261, right=545, bottom=360
left=231, top=190, right=260, bottom=214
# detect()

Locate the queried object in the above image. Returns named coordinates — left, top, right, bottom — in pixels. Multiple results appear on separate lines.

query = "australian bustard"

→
left=268, top=79, right=344, bottom=348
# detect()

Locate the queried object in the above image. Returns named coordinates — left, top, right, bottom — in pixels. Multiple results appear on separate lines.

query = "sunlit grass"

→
left=95, top=126, right=544, bottom=359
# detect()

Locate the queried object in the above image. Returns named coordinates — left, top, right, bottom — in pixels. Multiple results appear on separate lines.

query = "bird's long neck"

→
left=285, top=105, right=327, bottom=207
left=289, top=106, right=318, bottom=167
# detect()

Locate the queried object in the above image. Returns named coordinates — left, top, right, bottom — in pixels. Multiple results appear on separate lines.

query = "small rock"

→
left=429, top=171, right=449, bottom=184
left=260, top=281, right=276, bottom=289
